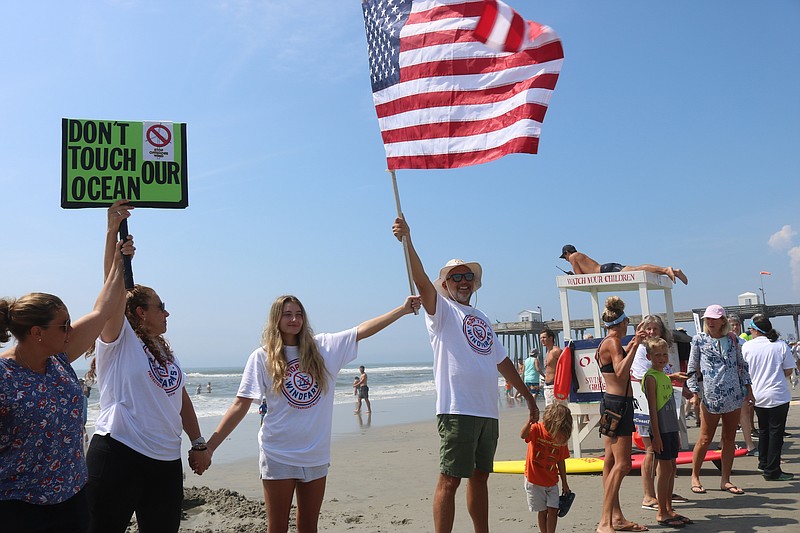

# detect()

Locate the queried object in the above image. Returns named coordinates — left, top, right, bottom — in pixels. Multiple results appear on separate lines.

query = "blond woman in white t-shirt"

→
left=207, top=294, right=420, bottom=533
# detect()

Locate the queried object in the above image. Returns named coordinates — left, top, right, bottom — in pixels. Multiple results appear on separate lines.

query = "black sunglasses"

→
left=447, top=272, right=475, bottom=282
left=147, top=302, right=167, bottom=312
left=47, top=319, right=72, bottom=330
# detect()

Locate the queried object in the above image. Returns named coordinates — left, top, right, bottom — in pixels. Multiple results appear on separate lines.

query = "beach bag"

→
left=599, top=404, right=624, bottom=438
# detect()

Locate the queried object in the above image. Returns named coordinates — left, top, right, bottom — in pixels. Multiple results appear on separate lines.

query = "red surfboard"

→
left=553, top=341, right=573, bottom=401
left=630, top=448, right=748, bottom=470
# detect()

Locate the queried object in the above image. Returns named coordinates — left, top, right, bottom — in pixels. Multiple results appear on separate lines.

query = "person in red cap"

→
left=559, top=245, right=688, bottom=284
left=392, top=216, right=538, bottom=533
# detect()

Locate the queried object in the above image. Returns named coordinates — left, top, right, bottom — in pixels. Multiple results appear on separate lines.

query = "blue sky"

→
left=2, top=1, right=799, bottom=371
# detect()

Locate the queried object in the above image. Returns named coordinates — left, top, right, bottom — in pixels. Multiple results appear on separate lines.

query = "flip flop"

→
left=673, top=515, right=694, bottom=525
left=671, top=493, right=689, bottom=503
left=721, top=483, right=745, bottom=495
left=558, top=490, right=575, bottom=517
left=690, top=485, right=706, bottom=494
left=614, top=523, right=649, bottom=532
left=641, top=502, right=658, bottom=510
left=657, top=517, right=685, bottom=528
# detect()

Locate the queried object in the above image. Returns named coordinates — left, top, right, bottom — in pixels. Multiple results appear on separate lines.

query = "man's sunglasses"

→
left=447, top=273, right=475, bottom=282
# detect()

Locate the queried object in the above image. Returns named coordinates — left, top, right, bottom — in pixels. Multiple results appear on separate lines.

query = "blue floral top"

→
left=687, top=333, right=751, bottom=415
left=0, top=353, right=86, bottom=504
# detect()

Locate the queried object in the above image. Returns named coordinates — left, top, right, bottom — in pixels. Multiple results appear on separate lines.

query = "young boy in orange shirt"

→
left=521, top=403, right=573, bottom=533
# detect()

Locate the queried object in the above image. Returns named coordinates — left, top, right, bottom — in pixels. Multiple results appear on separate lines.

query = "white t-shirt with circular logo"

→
left=237, top=328, right=357, bottom=467
left=426, top=294, right=508, bottom=418
left=94, top=320, right=185, bottom=460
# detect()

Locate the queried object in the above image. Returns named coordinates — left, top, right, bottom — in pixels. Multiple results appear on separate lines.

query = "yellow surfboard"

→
left=494, top=457, right=605, bottom=475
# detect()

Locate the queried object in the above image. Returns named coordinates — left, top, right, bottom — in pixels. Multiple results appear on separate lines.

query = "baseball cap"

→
left=702, top=304, right=726, bottom=319
left=559, top=244, right=577, bottom=259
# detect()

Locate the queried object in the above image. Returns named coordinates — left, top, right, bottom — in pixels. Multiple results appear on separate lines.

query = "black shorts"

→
left=600, top=262, right=625, bottom=273
left=601, top=392, right=635, bottom=437
left=358, top=385, right=369, bottom=400
left=654, top=431, right=680, bottom=460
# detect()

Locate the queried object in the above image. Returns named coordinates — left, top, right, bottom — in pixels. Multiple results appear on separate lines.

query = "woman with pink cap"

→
left=686, top=304, right=754, bottom=496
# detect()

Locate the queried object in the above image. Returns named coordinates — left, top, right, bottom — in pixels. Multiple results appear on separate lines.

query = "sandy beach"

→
left=125, top=391, right=800, bottom=532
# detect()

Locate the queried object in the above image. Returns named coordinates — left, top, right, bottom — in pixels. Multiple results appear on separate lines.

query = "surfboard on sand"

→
left=493, top=448, right=748, bottom=475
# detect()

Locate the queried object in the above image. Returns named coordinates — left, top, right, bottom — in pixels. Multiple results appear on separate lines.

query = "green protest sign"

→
left=61, top=118, right=188, bottom=208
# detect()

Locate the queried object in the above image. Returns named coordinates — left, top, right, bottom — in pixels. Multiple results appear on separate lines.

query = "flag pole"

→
left=388, top=169, right=419, bottom=314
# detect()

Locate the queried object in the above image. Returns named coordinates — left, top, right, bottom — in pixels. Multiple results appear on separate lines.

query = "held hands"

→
left=526, top=397, right=540, bottom=424
left=402, top=295, right=422, bottom=315
left=188, top=448, right=212, bottom=475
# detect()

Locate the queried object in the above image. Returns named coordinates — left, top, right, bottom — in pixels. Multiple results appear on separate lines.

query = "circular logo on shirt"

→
left=463, top=314, right=493, bottom=355
left=145, top=347, right=183, bottom=395
left=281, top=359, right=321, bottom=409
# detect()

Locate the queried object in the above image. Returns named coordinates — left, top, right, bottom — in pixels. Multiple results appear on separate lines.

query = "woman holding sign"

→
left=0, top=226, right=131, bottom=532
left=85, top=201, right=210, bottom=533
left=205, top=293, right=420, bottom=533
left=596, top=296, right=648, bottom=533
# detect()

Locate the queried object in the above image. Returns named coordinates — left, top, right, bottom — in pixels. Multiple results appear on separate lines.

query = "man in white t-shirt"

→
left=393, top=216, right=539, bottom=533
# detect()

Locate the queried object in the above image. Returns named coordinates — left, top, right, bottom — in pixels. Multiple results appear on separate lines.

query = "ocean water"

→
left=84, top=362, right=437, bottom=426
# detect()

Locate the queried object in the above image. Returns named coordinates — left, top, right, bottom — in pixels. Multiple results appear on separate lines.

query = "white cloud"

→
left=768, top=225, right=796, bottom=250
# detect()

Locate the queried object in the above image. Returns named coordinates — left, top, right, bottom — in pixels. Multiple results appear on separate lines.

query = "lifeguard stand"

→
left=556, top=271, right=676, bottom=457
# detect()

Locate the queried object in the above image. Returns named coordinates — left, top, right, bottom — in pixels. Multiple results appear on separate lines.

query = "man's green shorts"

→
left=437, top=414, right=499, bottom=478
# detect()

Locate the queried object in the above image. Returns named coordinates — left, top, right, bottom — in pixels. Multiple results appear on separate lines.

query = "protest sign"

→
left=61, top=118, right=188, bottom=208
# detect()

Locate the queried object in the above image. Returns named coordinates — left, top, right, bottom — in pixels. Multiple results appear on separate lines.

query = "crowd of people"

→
left=1, top=203, right=797, bottom=533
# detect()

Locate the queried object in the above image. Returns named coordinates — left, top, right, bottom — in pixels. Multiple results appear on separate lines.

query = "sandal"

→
left=721, top=483, right=745, bottom=495
left=673, top=515, right=694, bottom=524
left=614, top=523, right=649, bottom=532
left=641, top=502, right=658, bottom=510
left=657, top=517, right=685, bottom=528
left=690, top=485, right=706, bottom=494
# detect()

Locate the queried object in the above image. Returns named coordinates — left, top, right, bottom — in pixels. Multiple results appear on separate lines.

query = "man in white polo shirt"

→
left=393, top=216, right=538, bottom=533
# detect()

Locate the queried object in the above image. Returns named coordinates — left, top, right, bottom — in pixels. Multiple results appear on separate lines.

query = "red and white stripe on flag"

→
left=474, top=0, right=525, bottom=52
left=362, top=0, right=564, bottom=170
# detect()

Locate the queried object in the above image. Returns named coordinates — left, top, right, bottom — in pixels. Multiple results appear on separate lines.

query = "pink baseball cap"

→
left=702, top=304, right=726, bottom=319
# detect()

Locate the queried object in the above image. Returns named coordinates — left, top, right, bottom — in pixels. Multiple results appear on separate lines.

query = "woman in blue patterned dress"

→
left=0, top=229, right=131, bottom=532
left=686, top=304, right=754, bottom=496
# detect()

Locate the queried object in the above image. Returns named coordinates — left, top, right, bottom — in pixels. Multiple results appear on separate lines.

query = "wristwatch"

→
left=191, top=436, right=207, bottom=451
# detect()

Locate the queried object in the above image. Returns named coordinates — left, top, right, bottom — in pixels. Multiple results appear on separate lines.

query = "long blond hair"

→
left=261, top=295, right=329, bottom=395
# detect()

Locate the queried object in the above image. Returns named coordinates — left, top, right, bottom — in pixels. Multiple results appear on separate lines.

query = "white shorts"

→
left=544, top=385, right=555, bottom=406
left=524, top=479, right=559, bottom=512
left=259, top=449, right=329, bottom=482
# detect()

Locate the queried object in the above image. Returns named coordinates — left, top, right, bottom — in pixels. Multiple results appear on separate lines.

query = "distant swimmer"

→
left=559, top=245, right=688, bottom=285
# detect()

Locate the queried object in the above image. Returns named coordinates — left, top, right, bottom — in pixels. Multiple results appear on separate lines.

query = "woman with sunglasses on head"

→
left=596, top=296, right=648, bottom=533
left=686, top=305, right=754, bottom=496
left=0, top=219, right=132, bottom=533
left=741, top=314, right=794, bottom=481
left=630, top=314, right=689, bottom=511
left=206, top=293, right=420, bottom=533
left=84, top=200, right=210, bottom=533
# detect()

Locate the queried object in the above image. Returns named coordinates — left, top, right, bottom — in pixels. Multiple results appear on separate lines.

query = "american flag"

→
left=473, top=0, right=526, bottom=53
left=362, top=0, right=564, bottom=170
